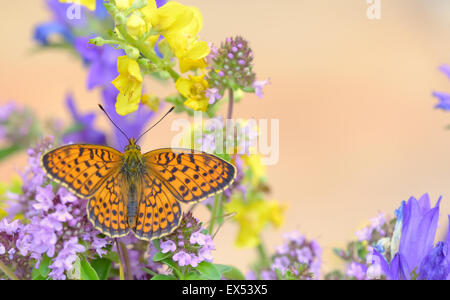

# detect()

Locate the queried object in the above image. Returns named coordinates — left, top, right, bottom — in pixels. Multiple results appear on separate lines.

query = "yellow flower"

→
left=151, top=2, right=210, bottom=72
left=59, top=0, right=96, bottom=10
left=116, top=0, right=134, bottom=10
left=226, top=198, right=285, bottom=248
left=175, top=75, right=209, bottom=111
left=112, top=56, right=143, bottom=115
left=114, top=0, right=158, bottom=42
left=151, top=2, right=197, bottom=35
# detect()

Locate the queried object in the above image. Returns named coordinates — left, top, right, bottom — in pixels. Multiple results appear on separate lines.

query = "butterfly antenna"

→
left=98, top=104, right=129, bottom=141
left=135, top=106, right=175, bottom=143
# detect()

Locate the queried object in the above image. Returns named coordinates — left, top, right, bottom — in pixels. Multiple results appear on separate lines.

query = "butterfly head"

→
left=124, top=138, right=141, bottom=152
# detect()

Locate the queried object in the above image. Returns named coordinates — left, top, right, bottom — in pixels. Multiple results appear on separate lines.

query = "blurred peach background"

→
left=2, top=0, right=450, bottom=275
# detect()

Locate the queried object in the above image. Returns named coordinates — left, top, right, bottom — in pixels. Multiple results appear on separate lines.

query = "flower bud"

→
left=124, top=46, right=140, bottom=60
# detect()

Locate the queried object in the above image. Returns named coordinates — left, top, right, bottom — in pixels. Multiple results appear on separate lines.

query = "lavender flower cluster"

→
left=248, top=231, right=322, bottom=280
left=0, top=137, right=111, bottom=280
left=158, top=212, right=215, bottom=268
left=0, top=102, right=38, bottom=148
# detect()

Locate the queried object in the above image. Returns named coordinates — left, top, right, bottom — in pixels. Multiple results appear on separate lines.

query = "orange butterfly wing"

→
left=41, top=144, right=122, bottom=197
left=143, top=148, right=237, bottom=203
left=130, top=148, right=236, bottom=240
left=42, top=144, right=129, bottom=238
left=131, top=173, right=182, bottom=241
left=86, top=170, right=129, bottom=238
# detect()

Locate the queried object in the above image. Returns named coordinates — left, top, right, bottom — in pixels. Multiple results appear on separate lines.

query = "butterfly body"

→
left=41, top=139, right=236, bottom=241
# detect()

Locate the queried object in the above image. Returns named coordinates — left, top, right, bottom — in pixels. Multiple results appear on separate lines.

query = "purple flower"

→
left=253, top=231, right=321, bottom=280
left=374, top=194, right=450, bottom=280
left=74, top=37, right=123, bottom=90
left=34, top=0, right=110, bottom=46
left=439, top=64, right=450, bottom=79
left=198, top=248, right=213, bottom=262
left=3, top=139, right=112, bottom=279
left=48, top=237, right=85, bottom=280
left=418, top=241, right=449, bottom=280
left=346, top=262, right=367, bottom=280
left=253, top=79, right=270, bottom=99
left=272, top=256, right=290, bottom=275
left=261, top=270, right=277, bottom=280
left=433, top=65, right=450, bottom=110
left=63, top=94, right=107, bottom=145
left=433, top=91, right=450, bottom=110
left=173, top=251, right=191, bottom=267
left=157, top=213, right=216, bottom=269
left=399, top=194, right=441, bottom=276
left=190, top=230, right=210, bottom=246
left=205, top=88, right=221, bottom=105
left=33, top=186, right=55, bottom=212
left=160, top=240, right=176, bottom=253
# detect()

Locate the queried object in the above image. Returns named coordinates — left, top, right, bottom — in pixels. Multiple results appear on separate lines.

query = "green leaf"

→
left=184, top=271, right=203, bottom=280
left=142, top=267, right=158, bottom=276
left=90, top=258, right=112, bottom=280
left=103, top=251, right=120, bottom=263
left=152, top=239, right=161, bottom=251
left=214, top=264, right=232, bottom=274
left=39, top=255, right=51, bottom=278
left=161, top=258, right=183, bottom=279
left=151, top=274, right=177, bottom=280
left=32, top=268, right=45, bottom=280
left=80, top=257, right=100, bottom=280
left=218, top=265, right=245, bottom=280
left=195, top=262, right=221, bottom=280
left=152, top=251, right=172, bottom=262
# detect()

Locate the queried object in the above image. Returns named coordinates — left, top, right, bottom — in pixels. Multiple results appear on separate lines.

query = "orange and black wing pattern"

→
left=86, top=170, right=129, bottom=238
left=41, top=144, right=122, bottom=197
left=144, top=148, right=237, bottom=204
left=131, top=172, right=182, bottom=241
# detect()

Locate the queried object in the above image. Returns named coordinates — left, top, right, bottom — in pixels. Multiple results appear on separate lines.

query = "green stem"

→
left=116, top=239, right=132, bottom=280
left=0, top=260, right=19, bottom=280
left=257, top=242, right=271, bottom=269
left=208, top=194, right=220, bottom=235
left=227, top=88, right=234, bottom=120
left=116, top=24, right=180, bottom=82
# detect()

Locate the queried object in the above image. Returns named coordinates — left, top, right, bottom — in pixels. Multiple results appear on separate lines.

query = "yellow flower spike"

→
left=175, top=75, right=209, bottom=112
left=226, top=198, right=286, bottom=248
left=150, top=2, right=210, bottom=72
left=59, top=0, right=96, bottom=10
left=112, top=56, right=143, bottom=115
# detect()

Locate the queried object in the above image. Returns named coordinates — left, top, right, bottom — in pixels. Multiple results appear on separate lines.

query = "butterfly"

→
left=41, top=107, right=236, bottom=241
